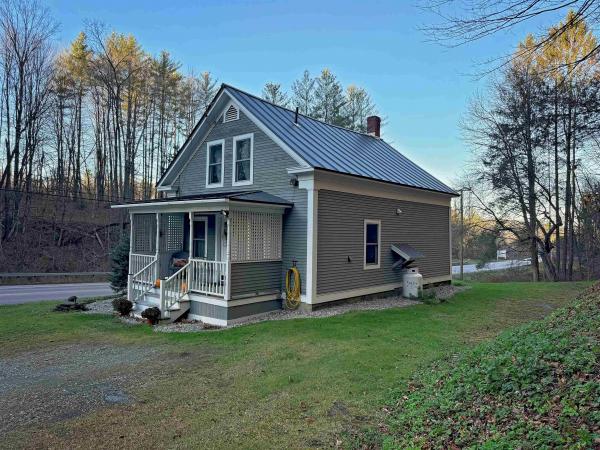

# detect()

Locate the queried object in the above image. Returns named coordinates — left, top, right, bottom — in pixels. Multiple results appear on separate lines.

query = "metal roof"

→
left=113, top=190, right=293, bottom=208
left=225, top=85, right=457, bottom=196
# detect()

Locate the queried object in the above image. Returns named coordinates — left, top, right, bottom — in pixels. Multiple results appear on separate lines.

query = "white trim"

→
left=206, top=139, right=225, bottom=188
left=192, top=216, right=208, bottom=258
left=226, top=91, right=309, bottom=167
left=305, top=179, right=318, bottom=304
left=187, top=314, right=228, bottom=327
left=232, top=133, right=254, bottom=186
left=364, top=219, right=381, bottom=270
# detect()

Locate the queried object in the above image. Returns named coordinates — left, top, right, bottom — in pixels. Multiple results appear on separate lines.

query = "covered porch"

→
left=115, top=192, right=291, bottom=320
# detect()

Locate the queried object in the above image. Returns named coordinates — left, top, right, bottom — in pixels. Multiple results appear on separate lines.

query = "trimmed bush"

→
left=141, top=307, right=161, bottom=325
left=112, top=297, right=133, bottom=316
left=110, top=234, right=130, bottom=294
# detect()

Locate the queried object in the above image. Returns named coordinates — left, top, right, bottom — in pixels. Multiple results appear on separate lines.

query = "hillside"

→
left=358, top=283, right=600, bottom=448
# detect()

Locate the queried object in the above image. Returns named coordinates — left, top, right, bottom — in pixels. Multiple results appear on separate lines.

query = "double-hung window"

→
left=364, top=219, right=381, bottom=269
left=206, top=139, right=224, bottom=187
left=232, top=133, right=253, bottom=186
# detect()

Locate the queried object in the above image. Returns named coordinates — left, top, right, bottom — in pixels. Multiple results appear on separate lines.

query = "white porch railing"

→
left=160, top=262, right=190, bottom=314
left=130, top=253, right=156, bottom=277
left=131, top=258, right=158, bottom=304
left=189, top=259, right=226, bottom=297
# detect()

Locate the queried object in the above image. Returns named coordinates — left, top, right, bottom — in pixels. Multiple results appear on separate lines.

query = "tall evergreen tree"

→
left=312, top=69, right=347, bottom=126
left=291, top=70, right=315, bottom=114
left=262, top=82, right=288, bottom=106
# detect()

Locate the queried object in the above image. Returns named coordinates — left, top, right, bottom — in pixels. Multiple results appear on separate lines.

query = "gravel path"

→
left=155, top=295, right=421, bottom=333
left=83, top=298, right=115, bottom=315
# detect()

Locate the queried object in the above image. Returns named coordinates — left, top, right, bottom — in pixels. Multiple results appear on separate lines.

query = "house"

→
left=113, top=84, right=458, bottom=326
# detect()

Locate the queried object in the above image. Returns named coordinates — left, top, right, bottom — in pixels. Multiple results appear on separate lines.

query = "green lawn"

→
left=0, top=282, right=589, bottom=449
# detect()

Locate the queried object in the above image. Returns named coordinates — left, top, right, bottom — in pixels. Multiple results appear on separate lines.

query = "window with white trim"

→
left=364, top=219, right=381, bottom=269
left=206, top=139, right=224, bottom=187
left=232, top=133, right=253, bottom=186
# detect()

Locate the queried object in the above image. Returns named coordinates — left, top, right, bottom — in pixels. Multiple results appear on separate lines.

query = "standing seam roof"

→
left=225, top=86, right=457, bottom=196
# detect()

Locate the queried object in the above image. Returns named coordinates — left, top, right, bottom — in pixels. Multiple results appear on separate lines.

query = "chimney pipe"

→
left=367, top=116, right=381, bottom=137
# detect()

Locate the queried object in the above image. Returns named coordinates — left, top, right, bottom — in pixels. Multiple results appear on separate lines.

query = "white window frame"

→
left=364, top=219, right=381, bottom=270
left=192, top=217, right=208, bottom=259
left=205, top=139, right=225, bottom=188
left=232, top=133, right=254, bottom=186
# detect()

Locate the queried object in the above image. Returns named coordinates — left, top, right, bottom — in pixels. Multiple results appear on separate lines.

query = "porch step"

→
left=166, top=299, right=190, bottom=323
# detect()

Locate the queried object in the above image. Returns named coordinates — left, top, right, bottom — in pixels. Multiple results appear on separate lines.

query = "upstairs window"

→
left=206, top=139, right=224, bottom=187
left=364, top=219, right=381, bottom=269
left=233, top=133, right=253, bottom=186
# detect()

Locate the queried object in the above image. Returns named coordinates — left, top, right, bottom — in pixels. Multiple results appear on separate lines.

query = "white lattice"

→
left=132, top=214, right=156, bottom=254
left=230, top=211, right=282, bottom=262
left=163, top=213, right=185, bottom=251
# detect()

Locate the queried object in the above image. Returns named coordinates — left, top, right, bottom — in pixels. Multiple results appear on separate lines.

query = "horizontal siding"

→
left=175, top=110, right=307, bottom=294
left=227, top=300, right=281, bottom=320
left=230, top=261, right=282, bottom=298
left=189, top=302, right=227, bottom=320
left=317, top=190, right=450, bottom=295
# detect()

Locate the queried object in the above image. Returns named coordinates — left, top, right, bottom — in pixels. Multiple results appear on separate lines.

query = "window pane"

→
left=236, top=160, right=250, bottom=182
left=366, top=244, right=378, bottom=264
left=193, top=221, right=206, bottom=238
left=209, top=164, right=220, bottom=184
left=236, top=139, right=251, bottom=160
left=366, top=223, right=379, bottom=244
left=193, top=239, right=206, bottom=258
left=209, top=144, right=222, bottom=164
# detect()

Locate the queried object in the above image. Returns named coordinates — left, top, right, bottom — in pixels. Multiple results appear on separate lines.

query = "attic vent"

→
left=223, top=104, right=239, bottom=123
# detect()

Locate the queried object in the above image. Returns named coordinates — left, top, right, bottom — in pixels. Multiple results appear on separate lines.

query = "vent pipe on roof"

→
left=367, top=116, right=381, bottom=137
left=294, top=107, right=299, bottom=125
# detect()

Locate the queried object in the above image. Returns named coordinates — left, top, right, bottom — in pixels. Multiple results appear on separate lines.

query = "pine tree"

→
left=291, top=70, right=315, bottom=114
left=343, top=85, right=377, bottom=132
left=262, top=82, right=288, bottom=106
left=312, top=68, right=347, bottom=126
left=110, top=234, right=130, bottom=293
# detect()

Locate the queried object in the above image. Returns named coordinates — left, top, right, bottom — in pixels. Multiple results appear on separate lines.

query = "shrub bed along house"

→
left=356, top=284, right=600, bottom=449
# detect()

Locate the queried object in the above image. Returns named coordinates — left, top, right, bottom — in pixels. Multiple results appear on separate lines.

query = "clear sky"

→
left=46, top=0, right=561, bottom=186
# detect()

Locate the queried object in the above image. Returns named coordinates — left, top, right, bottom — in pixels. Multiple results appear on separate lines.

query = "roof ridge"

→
left=221, top=83, right=383, bottom=141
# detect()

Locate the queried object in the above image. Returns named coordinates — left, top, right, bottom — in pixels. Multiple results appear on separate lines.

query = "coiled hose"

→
left=285, top=266, right=301, bottom=309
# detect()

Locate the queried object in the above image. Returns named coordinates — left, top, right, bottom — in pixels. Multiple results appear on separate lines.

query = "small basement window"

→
left=206, top=139, right=224, bottom=187
left=223, top=103, right=239, bottom=123
left=233, top=133, right=253, bottom=186
left=364, top=219, right=381, bottom=269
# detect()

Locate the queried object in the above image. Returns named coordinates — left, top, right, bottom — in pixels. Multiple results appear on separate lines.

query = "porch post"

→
left=224, top=212, right=231, bottom=301
left=127, top=213, right=134, bottom=301
left=155, top=212, right=160, bottom=282
left=188, top=211, right=193, bottom=257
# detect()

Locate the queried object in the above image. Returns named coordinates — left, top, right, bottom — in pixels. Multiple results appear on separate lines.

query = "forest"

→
left=0, top=0, right=378, bottom=273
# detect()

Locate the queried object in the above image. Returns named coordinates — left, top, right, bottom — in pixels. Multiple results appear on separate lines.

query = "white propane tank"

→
left=402, top=268, right=423, bottom=299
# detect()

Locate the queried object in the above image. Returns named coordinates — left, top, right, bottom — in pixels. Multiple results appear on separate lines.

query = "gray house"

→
left=113, top=84, right=457, bottom=326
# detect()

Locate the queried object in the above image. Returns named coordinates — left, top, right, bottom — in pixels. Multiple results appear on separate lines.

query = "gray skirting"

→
left=189, top=299, right=282, bottom=320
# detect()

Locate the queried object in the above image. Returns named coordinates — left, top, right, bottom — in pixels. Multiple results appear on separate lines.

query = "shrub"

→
left=109, top=234, right=130, bottom=293
left=141, top=306, right=161, bottom=325
left=112, top=297, right=133, bottom=316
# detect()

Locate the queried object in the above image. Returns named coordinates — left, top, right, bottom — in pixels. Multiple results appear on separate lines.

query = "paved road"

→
left=452, top=259, right=531, bottom=274
left=0, top=282, right=114, bottom=305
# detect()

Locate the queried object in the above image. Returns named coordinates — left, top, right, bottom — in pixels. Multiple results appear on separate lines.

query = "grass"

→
left=355, top=283, right=600, bottom=449
left=0, top=281, right=590, bottom=449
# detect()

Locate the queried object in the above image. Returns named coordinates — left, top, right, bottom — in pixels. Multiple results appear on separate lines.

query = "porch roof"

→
left=112, top=190, right=293, bottom=211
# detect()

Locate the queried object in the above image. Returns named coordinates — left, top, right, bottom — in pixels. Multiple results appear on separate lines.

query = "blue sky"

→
left=47, top=0, right=562, bottom=186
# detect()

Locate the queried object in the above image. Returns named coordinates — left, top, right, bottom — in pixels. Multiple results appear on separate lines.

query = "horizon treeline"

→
left=0, top=0, right=379, bottom=243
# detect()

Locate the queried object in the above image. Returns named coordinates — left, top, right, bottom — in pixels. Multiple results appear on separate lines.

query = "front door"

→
left=192, top=218, right=208, bottom=259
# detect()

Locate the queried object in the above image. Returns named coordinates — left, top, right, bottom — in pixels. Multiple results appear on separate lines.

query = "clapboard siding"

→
left=173, top=110, right=307, bottom=293
left=317, top=190, right=450, bottom=294
left=230, top=261, right=282, bottom=298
